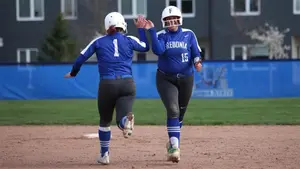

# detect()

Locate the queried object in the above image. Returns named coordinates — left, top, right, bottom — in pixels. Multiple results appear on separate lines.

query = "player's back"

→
left=70, top=11, right=149, bottom=79
left=93, top=32, right=135, bottom=76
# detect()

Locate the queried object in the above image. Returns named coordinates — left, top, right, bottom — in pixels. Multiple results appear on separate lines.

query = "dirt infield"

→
left=0, top=126, right=299, bottom=169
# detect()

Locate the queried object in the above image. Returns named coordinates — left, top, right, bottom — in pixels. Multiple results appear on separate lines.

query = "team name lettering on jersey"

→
left=166, top=41, right=187, bottom=49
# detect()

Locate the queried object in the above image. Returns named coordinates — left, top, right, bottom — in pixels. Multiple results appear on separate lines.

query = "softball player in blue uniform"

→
left=144, top=6, right=202, bottom=163
left=64, top=12, right=149, bottom=165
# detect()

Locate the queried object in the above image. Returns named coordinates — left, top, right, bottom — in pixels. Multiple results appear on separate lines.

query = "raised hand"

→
left=144, top=20, right=154, bottom=30
left=133, top=15, right=147, bottom=28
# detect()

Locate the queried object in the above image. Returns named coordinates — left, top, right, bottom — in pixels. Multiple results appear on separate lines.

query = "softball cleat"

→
left=123, top=112, right=134, bottom=138
left=97, top=151, right=110, bottom=165
left=166, top=141, right=180, bottom=163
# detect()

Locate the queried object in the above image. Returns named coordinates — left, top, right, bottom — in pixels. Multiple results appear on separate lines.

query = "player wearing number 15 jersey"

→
left=64, top=12, right=149, bottom=165
left=143, top=6, right=202, bottom=163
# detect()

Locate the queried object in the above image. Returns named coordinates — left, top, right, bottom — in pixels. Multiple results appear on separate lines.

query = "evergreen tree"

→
left=41, top=13, right=77, bottom=62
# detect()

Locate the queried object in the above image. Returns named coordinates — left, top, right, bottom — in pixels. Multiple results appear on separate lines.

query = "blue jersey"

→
left=148, top=27, right=201, bottom=76
left=72, top=28, right=149, bottom=77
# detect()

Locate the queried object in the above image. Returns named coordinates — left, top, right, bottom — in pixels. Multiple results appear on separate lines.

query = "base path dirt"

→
left=0, top=125, right=299, bottom=169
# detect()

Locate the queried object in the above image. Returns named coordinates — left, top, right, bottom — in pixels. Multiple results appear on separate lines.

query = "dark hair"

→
left=107, top=26, right=124, bottom=35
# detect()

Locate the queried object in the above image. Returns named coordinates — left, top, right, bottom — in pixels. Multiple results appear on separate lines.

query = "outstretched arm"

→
left=64, top=39, right=97, bottom=77
left=148, top=26, right=166, bottom=56
left=127, top=28, right=149, bottom=52
left=129, top=16, right=150, bottom=52
left=143, top=19, right=165, bottom=56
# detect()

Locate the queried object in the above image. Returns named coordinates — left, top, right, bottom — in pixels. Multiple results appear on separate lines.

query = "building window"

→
left=231, top=44, right=270, bottom=70
left=166, top=0, right=195, bottom=17
left=294, top=0, right=300, bottom=14
left=297, top=45, right=300, bottom=58
left=16, top=0, right=44, bottom=21
left=0, top=38, right=3, bottom=47
left=17, top=48, right=38, bottom=63
left=118, top=0, right=147, bottom=19
left=231, top=45, right=247, bottom=60
left=231, top=44, right=269, bottom=60
left=169, top=0, right=177, bottom=6
left=247, top=45, right=269, bottom=60
left=231, top=0, right=260, bottom=16
left=61, top=0, right=77, bottom=19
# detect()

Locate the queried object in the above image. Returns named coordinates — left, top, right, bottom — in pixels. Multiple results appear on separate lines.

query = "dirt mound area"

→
left=0, top=125, right=299, bottom=169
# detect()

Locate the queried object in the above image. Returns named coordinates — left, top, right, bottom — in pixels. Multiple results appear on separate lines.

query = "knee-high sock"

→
left=98, top=126, right=111, bottom=157
left=167, top=117, right=180, bottom=148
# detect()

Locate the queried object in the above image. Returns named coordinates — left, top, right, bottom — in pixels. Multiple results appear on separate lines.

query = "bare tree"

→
left=81, top=0, right=108, bottom=35
left=73, top=0, right=111, bottom=45
left=71, top=0, right=112, bottom=61
left=246, top=23, right=290, bottom=60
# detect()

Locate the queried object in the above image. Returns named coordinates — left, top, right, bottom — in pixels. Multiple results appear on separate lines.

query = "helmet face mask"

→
left=104, top=12, right=128, bottom=33
left=163, top=16, right=181, bottom=28
left=161, top=6, right=183, bottom=28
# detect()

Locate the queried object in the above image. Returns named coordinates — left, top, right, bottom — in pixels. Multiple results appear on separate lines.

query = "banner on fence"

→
left=0, top=61, right=300, bottom=100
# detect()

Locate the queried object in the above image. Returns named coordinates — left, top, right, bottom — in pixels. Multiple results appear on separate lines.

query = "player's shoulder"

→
left=157, top=29, right=167, bottom=35
left=83, top=35, right=107, bottom=49
left=92, top=35, right=108, bottom=44
left=126, top=35, right=140, bottom=42
left=95, top=35, right=107, bottom=40
left=156, top=29, right=167, bottom=37
left=181, top=28, right=196, bottom=36
left=181, top=28, right=193, bottom=33
left=126, top=34, right=137, bottom=39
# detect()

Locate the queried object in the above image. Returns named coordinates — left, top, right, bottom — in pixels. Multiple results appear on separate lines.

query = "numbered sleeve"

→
left=190, top=31, right=202, bottom=64
left=70, top=39, right=97, bottom=76
left=127, top=28, right=149, bottom=52
left=148, top=28, right=166, bottom=56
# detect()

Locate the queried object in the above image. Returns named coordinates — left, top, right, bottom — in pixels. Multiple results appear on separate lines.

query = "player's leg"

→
left=178, top=75, right=194, bottom=128
left=96, top=80, right=118, bottom=165
left=115, top=78, right=136, bottom=138
left=156, top=71, right=181, bottom=162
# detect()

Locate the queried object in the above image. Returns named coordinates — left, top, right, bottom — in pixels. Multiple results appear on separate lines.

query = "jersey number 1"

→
left=181, top=53, right=188, bottom=62
left=113, top=39, right=119, bottom=57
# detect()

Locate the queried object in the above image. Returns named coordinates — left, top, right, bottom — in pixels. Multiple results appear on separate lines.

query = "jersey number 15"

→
left=181, top=53, right=188, bottom=62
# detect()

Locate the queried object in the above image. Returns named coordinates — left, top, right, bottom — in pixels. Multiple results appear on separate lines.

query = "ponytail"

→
left=107, top=26, right=117, bottom=35
left=107, top=26, right=125, bottom=35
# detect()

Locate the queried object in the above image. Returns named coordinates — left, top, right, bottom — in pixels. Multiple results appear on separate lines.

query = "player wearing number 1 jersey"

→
left=64, top=12, right=149, bottom=165
left=143, top=6, right=202, bottom=163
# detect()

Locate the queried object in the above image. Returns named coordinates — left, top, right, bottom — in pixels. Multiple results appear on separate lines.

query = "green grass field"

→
left=0, top=98, right=299, bottom=125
